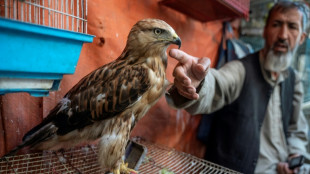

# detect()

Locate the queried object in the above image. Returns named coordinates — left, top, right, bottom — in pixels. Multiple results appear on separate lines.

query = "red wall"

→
left=0, top=0, right=223, bottom=158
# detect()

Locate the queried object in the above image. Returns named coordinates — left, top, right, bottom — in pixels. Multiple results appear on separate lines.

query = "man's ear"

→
left=299, top=32, right=307, bottom=45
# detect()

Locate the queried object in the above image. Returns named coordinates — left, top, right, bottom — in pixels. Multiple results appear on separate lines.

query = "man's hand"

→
left=169, top=49, right=211, bottom=100
left=277, top=162, right=297, bottom=174
left=278, top=154, right=304, bottom=174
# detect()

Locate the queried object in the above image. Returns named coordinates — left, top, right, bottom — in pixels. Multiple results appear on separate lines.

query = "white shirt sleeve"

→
left=287, top=71, right=309, bottom=155
left=166, top=60, right=246, bottom=115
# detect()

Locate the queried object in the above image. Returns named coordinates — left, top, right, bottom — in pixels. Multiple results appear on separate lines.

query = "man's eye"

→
left=154, top=28, right=162, bottom=35
left=272, top=23, right=280, bottom=27
left=289, top=24, right=298, bottom=30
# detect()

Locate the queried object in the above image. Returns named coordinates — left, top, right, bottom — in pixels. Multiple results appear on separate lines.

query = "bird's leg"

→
left=112, top=168, right=120, bottom=174
left=111, top=160, right=138, bottom=174
left=119, top=160, right=138, bottom=174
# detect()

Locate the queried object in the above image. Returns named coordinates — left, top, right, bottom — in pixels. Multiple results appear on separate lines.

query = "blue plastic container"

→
left=0, top=17, right=94, bottom=97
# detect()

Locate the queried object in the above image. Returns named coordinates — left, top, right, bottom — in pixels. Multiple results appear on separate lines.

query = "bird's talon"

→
left=120, top=161, right=138, bottom=174
left=112, top=169, right=121, bottom=174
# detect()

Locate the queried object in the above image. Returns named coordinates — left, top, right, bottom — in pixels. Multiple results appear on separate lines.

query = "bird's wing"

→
left=57, top=61, right=151, bottom=135
left=24, top=61, right=151, bottom=138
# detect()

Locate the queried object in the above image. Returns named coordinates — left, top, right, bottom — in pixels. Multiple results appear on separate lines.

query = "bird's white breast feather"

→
left=96, top=93, right=106, bottom=101
left=137, top=96, right=142, bottom=102
left=148, top=69, right=161, bottom=84
left=57, top=97, right=71, bottom=114
left=131, top=113, right=135, bottom=123
left=121, top=84, right=127, bottom=91
left=100, top=132, right=119, bottom=142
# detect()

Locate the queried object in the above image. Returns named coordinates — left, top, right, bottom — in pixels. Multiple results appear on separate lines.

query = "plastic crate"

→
left=0, top=18, right=94, bottom=97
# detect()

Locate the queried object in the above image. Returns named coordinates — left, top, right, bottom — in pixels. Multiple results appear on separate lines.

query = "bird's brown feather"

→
left=6, top=18, right=181, bottom=173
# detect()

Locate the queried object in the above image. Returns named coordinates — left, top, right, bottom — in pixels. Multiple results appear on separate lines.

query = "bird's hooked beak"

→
left=172, top=33, right=181, bottom=49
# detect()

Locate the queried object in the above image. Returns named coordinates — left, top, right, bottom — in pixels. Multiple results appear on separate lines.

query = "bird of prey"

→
left=1, top=19, right=181, bottom=174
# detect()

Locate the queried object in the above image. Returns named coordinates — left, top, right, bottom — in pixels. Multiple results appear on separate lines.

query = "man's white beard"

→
left=264, top=49, right=293, bottom=72
left=264, top=35, right=301, bottom=72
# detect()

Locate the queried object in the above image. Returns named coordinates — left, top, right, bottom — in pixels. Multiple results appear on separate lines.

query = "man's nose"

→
left=278, top=25, right=288, bottom=40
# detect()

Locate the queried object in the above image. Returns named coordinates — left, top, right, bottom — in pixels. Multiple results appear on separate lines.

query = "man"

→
left=166, top=1, right=309, bottom=174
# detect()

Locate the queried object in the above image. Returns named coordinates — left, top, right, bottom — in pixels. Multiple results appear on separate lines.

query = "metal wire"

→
left=0, top=145, right=103, bottom=174
left=1, top=0, right=88, bottom=33
left=0, top=139, right=241, bottom=174
left=136, top=139, right=241, bottom=174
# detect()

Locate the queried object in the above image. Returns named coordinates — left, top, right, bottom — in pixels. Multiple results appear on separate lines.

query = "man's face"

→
left=264, top=8, right=305, bottom=54
left=263, top=7, right=306, bottom=72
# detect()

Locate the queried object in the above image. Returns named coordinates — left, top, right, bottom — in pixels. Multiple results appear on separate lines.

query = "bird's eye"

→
left=154, top=28, right=162, bottom=35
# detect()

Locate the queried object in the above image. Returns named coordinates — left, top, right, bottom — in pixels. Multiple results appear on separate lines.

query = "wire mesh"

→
left=0, top=0, right=87, bottom=33
left=0, top=139, right=241, bottom=174
left=135, top=139, right=241, bottom=174
left=0, top=145, right=103, bottom=174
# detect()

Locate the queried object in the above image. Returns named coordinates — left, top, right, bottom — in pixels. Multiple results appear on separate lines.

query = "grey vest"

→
left=204, top=52, right=295, bottom=174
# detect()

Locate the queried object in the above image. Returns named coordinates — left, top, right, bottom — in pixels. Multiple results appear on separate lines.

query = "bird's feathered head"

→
left=125, top=19, right=181, bottom=54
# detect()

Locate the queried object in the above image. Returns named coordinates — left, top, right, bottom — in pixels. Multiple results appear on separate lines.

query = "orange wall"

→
left=0, top=0, right=223, bottom=158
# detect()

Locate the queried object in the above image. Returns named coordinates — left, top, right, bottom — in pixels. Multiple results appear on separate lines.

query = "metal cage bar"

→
left=1, top=0, right=88, bottom=33
left=0, top=139, right=241, bottom=174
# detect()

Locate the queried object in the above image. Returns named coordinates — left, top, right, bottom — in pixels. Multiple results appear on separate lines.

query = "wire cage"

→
left=0, top=138, right=242, bottom=174
left=0, top=0, right=88, bottom=33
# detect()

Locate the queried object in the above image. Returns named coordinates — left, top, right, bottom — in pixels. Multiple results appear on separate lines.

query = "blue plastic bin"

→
left=0, top=17, right=94, bottom=97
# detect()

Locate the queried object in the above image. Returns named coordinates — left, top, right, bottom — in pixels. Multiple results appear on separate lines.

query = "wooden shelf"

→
left=159, top=0, right=249, bottom=22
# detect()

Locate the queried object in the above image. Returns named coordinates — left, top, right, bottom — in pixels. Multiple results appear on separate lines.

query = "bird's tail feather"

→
left=1, top=123, right=57, bottom=160
left=0, top=142, right=27, bottom=160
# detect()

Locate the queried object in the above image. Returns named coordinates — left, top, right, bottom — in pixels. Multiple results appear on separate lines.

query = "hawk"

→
left=2, top=18, right=181, bottom=174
